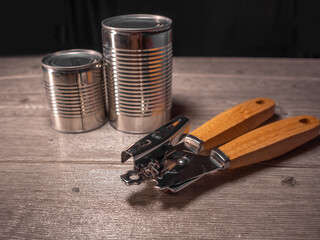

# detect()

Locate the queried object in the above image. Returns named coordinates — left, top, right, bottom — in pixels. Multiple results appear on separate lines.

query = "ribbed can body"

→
left=42, top=50, right=108, bottom=133
left=102, top=14, right=172, bottom=133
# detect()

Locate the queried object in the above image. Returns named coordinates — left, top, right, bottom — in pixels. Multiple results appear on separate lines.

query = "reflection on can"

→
left=102, top=14, right=172, bottom=133
left=42, top=49, right=108, bottom=133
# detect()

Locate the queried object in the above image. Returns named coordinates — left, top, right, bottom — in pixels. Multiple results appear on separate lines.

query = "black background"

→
left=1, top=0, right=320, bottom=57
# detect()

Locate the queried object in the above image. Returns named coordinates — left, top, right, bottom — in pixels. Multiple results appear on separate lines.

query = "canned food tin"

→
left=42, top=49, right=108, bottom=133
left=102, top=14, right=172, bottom=133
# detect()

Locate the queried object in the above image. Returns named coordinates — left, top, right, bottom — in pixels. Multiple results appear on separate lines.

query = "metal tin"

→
left=42, top=49, right=108, bottom=133
left=102, top=14, right=172, bottom=133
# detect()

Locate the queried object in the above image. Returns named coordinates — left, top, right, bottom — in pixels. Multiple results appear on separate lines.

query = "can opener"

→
left=121, top=98, right=276, bottom=190
left=155, top=115, right=320, bottom=192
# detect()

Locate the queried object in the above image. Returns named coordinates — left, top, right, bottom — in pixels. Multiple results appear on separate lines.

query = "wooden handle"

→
left=219, top=115, right=320, bottom=170
left=190, top=98, right=275, bottom=151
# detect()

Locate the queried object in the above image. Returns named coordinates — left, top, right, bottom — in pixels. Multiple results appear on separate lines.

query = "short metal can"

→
left=42, top=49, right=108, bottom=133
left=102, top=14, right=172, bottom=133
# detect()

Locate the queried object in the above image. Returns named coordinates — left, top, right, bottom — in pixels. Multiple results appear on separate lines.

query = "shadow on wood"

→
left=171, top=98, right=192, bottom=118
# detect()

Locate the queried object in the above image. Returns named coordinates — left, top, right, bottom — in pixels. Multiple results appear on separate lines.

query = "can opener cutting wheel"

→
left=121, top=98, right=276, bottom=190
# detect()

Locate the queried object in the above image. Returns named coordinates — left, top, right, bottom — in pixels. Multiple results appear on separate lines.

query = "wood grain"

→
left=219, top=115, right=320, bottom=169
left=190, top=98, right=275, bottom=151
left=0, top=56, right=320, bottom=239
left=1, top=163, right=320, bottom=239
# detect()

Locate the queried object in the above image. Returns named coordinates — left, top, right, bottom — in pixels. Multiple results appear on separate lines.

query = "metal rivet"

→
left=152, top=131, right=163, bottom=139
left=178, top=156, right=189, bottom=165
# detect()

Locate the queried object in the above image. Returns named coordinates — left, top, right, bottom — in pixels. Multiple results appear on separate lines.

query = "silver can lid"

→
left=101, top=14, right=172, bottom=32
left=42, top=49, right=102, bottom=71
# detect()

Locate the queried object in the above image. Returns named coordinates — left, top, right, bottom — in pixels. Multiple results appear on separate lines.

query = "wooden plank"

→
left=0, top=74, right=319, bottom=117
left=0, top=163, right=319, bottom=239
left=173, top=57, right=320, bottom=79
left=0, top=56, right=43, bottom=77
left=0, top=115, right=319, bottom=169
left=1, top=56, right=320, bottom=79
left=0, top=116, right=140, bottom=163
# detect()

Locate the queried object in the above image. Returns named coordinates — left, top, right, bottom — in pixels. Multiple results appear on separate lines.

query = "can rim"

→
left=42, top=49, right=102, bottom=71
left=101, top=14, right=172, bottom=32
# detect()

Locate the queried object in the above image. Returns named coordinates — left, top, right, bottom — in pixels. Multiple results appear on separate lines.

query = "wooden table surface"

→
left=0, top=56, right=320, bottom=239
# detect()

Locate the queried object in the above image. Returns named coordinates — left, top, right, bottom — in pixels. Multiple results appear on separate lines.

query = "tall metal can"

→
left=42, top=49, right=108, bottom=133
left=102, top=14, right=172, bottom=133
